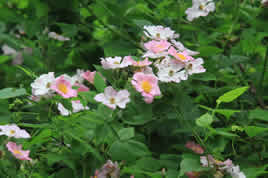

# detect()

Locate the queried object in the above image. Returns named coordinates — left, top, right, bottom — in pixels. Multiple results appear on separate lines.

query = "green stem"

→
left=258, top=50, right=268, bottom=96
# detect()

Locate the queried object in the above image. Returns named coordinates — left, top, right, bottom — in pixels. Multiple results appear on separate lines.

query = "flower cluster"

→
left=98, top=25, right=205, bottom=104
left=185, top=141, right=246, bottom=178
left=30, top=69, right=96, bottom=115
left=0, top=124, right=32, bottom=161
left=185, top=0, right=215, bottom=21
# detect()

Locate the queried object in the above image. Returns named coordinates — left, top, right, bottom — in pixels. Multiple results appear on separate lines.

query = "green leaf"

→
left=135, top=157, right=162, bottom=171
left=191, top=72, right=216, bottom=81
left=179, top=154, right=207, bottom=177
left=249, top=109, right=268, bottom=122
left=216, top=86, right=249, bottom=104
left=0, top=88, right=27, bottom=99
left=0, top=56, right=12, bottom=64
left=25, top=129, right=52, bottom=148
left=0, top=100, right=11, bottom=124
left=109, top=140, right=151, bottom=162
left=94, top=72, right=106, bottom=92
left=196, top=113, right=213, bottom=128
left=245, top=126, right=268, bottom=137
left=118, top=127, right=135, bottom=140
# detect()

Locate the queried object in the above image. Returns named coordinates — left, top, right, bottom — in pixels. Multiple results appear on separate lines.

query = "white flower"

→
left=171, top=40, right=200, bottom=56
left=48, top=32, right=70, bottom=41
left=57, top=100, right=89, bottom=116
left=144, top=25, right=179, bottom=40
left=185, top=0, right=215, bottom=21
left=2, top=44, right=17, bottom=55
left=72, top=69, right=85, bottom=84
left=156, top=57, right=186, bottom=83
left=31, top=72, right=55, bottom=96
left=226, top=165, right=246, bottom=178
left=185, top=58, right=206, bottom=75
left=57, top=103, right=71, bottom=116
left=94, top=86, right=130, bottom=110
left=0, top=124, right=30, bottom=138
left=101, top=56, right=131, bottom=69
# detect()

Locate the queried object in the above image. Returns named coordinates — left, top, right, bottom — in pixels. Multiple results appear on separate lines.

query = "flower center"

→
left=168, top=70, right=174, bottom=77
left=58, top=83, right=68, bottom=94
left=110, top=97, right=116, bottom=104
left=113, top=61, right=120, bottom=64
left=156, top=33, right=160, bottom=38
left=10, top=130, right=15, bottom=135
left=176, top=53, right=187, bottom=60
left=13, top=149, right=22, bottom=155
left=141, top=81, right=152, bottom=93
left=46, top=82, right=51, bottom=88
left=199, top=5, right=205, bottom=10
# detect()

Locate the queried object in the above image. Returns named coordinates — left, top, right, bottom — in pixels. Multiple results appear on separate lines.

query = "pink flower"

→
left=101, top=56, right=131, bottom=69
left=94, top=86, right=130, bottom=110
left=82, top=70, right=96, bottom=84
left=50, top=76, right=77, bottom=98
left=131, top=72, right=161, bottom=103
left=6, top=142, right=32, bottom=161
left=185, top=141, right=204, bottom=154
left=168, top=47, right=194, bottom=62
left=185, top=172, right=200, bottom=178
left=144, top=40, right=170, bottom=54
left=126, top=56, right=152, bottom=67
left=75, top=83, right=89, bottom=92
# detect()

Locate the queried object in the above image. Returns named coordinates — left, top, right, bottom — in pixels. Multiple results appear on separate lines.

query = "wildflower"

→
left=200, top=155, right=215, bottom=168
left=72, top=69, right=85, bottom=84
left=185, top=58, right=206, bottom=75
left=57, top=100, right=89, bottom=116
left=168, top=47, right=194, bottom=62
left=82, top=70, right=96, bottom=84
left=185, top=141, right=204, bottom=154
left=50, top=76, right=77, bottom=98
left=143, top=40, right=171, bottom=58
left=6, top=142, right=32, bottom=161
left=92, top=160, right=120, bottom=178
left=132, top=72, right=161, bottom=103
left=144, top=25, right=179, bottom=40
left=75, top=83, right=90, bottom=92
left=171, top=40, right=199, bottom=56
left=101, top=56, right=131, bottom=69
left=185, top=0, right=215, bottom=21
left=0, top=124, right=30, bottom=139
left=48, top=32, right=70, bottom=41
left=94, top=86, right=130, bottom=110
left=156, top=57, right=186, bottom=83
left=127, top=56, right=152, bottom=67
left=31, top=72, right=55, bottom=96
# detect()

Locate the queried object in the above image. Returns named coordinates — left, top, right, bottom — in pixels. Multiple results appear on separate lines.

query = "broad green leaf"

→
left=216, top=86, right=249, bottom=104
left=109, top=140, right=151, bottom=162
left=135, top=157, right=162, bottom=171
left=94, top=72, right=106, bottom=92
left=196, top=113, right=213, bottom=128
left=191, top=72, right=216, bottom=81
left=25, top=129, right=52, bottom=148
left=245, top=126, right=268, bottom=137
left=118, top=127, right=135, bottom=140
left=0, top=100, right=11, bottom=124
left=214, top=109, right=240, bottom=120
left=249, top=109, right=268, bottom=122
left=0, top=88, right=27, bottom=99
left=0, top=56, right=12, bottom=64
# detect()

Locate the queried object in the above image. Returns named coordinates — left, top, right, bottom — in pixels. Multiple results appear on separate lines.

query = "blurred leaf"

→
left=94, top=72, right=106, bottom=92
left=249, top=109, right=268, bottom=122
left=0, top=88, right=27, bottom=99
left=245, top=126, right=268, bottom=137
left=196, top=113, right=213, bottom=128
left=118, top=127, right=135, bottom=140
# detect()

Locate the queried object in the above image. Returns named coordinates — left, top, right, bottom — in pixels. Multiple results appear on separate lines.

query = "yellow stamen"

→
left=113, top=61, right=120, bottom=64
left=199, top=5, right=204, bottom=10
left=13, top=150, right=22, bottom=155
left=176, top=53, right=187, bottom=60
left=10, top=130, right=15, bottom=135
left=58, top=83, right=68, bottom=94
left=141, top=81, right=152, bottom=93
left=110, top=98, right=116, bottom=104
left=46, top=82, right=51, bottom=88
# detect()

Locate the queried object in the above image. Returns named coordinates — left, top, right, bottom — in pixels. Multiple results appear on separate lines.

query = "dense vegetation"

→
left=0, top=0, right=268, bottom=177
